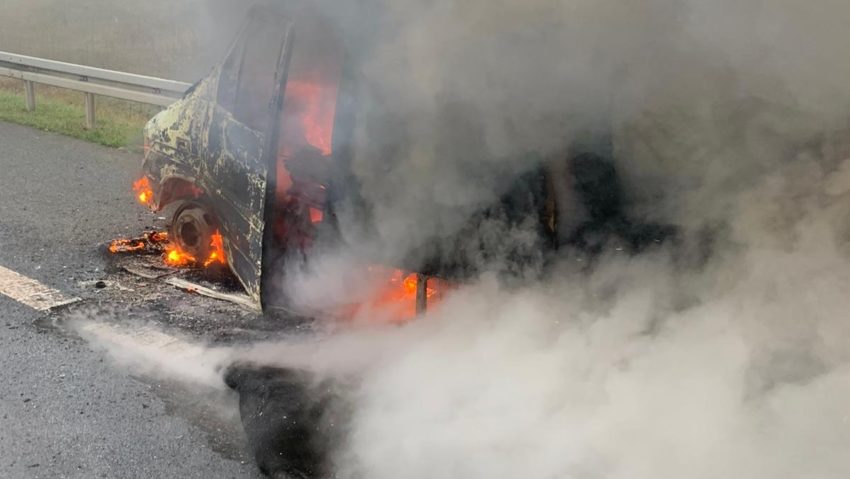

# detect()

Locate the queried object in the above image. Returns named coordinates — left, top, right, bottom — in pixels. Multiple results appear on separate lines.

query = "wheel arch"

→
left=157, top=175, right=205, bottom=210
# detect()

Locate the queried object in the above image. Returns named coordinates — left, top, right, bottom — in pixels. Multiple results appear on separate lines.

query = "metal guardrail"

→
left=0, top=51, right=192, bottom=129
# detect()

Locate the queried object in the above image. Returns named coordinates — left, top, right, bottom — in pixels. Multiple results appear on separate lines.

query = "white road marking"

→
left=0, top=264, right=81, bottom=311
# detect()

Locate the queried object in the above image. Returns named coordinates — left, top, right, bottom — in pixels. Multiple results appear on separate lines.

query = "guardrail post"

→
left=24, top=80, right=35, bottom=111
left=84, top=93, right=96, bottom=129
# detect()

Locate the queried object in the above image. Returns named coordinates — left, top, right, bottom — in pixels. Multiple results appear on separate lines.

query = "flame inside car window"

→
left=276, top=18, right=343, bottom=198
left=282, top=80, right=339, bottom=157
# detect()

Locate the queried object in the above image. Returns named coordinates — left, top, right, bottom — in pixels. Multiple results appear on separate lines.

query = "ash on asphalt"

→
left=93, top=237, right=316, bottom=343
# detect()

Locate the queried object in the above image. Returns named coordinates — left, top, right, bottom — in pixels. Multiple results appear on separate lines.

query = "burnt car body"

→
left=143, top=4, right=329, bottom=307
left=141, top=2, right=670, bottom=313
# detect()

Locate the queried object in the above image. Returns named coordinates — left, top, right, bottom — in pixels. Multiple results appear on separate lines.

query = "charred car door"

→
left=206, top=8, right=293, bottom=302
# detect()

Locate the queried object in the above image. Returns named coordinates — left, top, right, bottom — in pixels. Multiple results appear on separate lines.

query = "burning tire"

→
left=170, top=201, right=218, bottom=261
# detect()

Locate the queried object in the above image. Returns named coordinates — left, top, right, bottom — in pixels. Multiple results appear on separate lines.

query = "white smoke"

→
left=252, top=0, right=850, bottom=477
left=329, top=161, right=850, bottom=478
left=72, top=317, right=231, bottom=389
left=342, top=0, right=850, bottom=240
left=232, top=147, right=850, bottom=477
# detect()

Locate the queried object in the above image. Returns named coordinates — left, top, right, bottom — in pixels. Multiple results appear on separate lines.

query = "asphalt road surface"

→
left=0, top=122, right=268, bottom=478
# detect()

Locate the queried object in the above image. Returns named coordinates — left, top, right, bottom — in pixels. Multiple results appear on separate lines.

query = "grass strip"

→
left=0, top=80, right=156, bottom=149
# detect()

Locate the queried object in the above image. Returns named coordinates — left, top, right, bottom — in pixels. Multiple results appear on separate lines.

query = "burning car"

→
left=135, top=1, right=670, bottom=316
left=125, top=3, right=679, bottom=476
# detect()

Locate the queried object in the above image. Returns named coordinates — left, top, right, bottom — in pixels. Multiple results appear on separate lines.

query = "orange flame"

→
left=108, top=231, right=170, bottom=254
left=309, top=207, right=324, bottom=224
left=163, top=231, right=226, bottom=268
left=348, top=269, right=450, bottom=322
left=164, top=247, right=196, bottom=267
left=108, top=239, right=145, bottom=254
left=134, top=177, right=154, bottom=207
left=396, top=272, right=440, bottom=300
left=402, top=273, right=418, bottom=295
left=278, top=80, right=340, bottom=159
left=203, top=233, right=226, bottom=267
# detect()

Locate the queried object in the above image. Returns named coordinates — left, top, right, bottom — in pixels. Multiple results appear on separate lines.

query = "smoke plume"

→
left=257, top=0, right=850, bottom=477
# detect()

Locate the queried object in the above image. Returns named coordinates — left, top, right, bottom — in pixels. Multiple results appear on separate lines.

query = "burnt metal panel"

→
left=142, top=8, right=295, bottom=304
